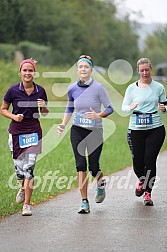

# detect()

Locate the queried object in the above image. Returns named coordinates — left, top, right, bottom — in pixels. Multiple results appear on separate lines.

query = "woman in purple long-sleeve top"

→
left=57, top=55, right=114, bottom=213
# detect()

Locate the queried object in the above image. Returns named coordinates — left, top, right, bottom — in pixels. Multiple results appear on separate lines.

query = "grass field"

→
left=0, top=60, right=167, bottom=218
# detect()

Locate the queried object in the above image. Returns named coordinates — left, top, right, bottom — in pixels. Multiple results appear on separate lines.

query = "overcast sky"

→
left=116, top=0, right=167, bottom=24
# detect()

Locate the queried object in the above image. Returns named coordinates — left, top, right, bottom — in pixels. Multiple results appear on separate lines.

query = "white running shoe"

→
left=22, top=204, right=32, bottom=216
left=16, top=188, right=25, bottom=204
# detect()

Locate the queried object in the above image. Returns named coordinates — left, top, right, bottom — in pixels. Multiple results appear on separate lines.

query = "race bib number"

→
left=135, top=114, right=152, bottom=127
left=19, top=133, right=38, bottom=148
left=75, top=113, right=95, bottom=128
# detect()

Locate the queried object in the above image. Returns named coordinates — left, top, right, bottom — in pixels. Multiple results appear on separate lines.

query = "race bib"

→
left=75, top=113, right=96, bottom=128
left=19, top=133, right=38, bottom=148
left=135, top=114, right=152, bottom=127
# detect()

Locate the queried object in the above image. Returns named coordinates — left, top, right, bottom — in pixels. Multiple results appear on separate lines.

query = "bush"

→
left=18, top=41, right=53, bottom=65
left=0, top=43, right=15, bottom=61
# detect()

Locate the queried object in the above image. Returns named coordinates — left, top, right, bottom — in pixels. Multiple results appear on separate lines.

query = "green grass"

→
left=1, top=60, right=167, bottom=218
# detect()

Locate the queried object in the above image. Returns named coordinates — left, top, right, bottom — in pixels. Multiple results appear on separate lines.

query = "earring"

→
left=18, top=73, right=21, bottom=77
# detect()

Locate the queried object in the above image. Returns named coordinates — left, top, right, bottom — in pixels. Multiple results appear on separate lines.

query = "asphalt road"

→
left=0, top=151, right=167, bottom=252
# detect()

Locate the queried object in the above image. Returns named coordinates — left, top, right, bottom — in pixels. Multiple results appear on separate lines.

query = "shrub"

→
left=18, top=41, right=53, bottom=65
left=0, top=43, right=15, bottom=61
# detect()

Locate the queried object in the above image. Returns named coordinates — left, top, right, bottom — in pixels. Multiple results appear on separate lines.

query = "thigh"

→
left=128, top=130, right=148, bottom=175
left=8, top=133, right=13, bottom=152
left=70, top=126, right=87, bottom=157
left=70, top=126, right=88, bottom=170
left=14, top=153, right=37, bottom=180
left=128, top=129, right=146, bottom=161
left=87, top=128, right=103, bottom=156
left=146, top=126, right=166, bottom=158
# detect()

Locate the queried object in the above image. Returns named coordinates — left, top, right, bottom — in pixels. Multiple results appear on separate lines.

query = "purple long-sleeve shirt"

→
left=65, top=80, right=114, bottom=128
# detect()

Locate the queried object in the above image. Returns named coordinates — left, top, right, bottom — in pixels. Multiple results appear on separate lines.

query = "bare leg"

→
left=24, top=178, right=34, bottom=205
left=78, top=171, right=88, bottom=199
left=19, top=179, right=25, bottom=189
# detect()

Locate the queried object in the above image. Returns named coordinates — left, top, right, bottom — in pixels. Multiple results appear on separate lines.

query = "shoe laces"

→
left=96, top=187, right=105, bottom=196
left=23, top=204, right=30, bottom=210
left=18, top=189, right=25, bottom=198
left=144, top=192, right=151, bottom=201
left=20, top=189, right=25, bottom=195
left=81, top=200, right=89, bottom=208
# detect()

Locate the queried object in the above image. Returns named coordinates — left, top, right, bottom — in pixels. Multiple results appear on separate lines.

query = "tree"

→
left=143, top=25, right=167, bottom=65
left=0, top=0, right=139, bottom=66
left=0, top=0, right=26, bottom=43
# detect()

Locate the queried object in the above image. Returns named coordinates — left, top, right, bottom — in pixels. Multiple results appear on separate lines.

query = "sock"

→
left=82, top=199, right=89, bottom=203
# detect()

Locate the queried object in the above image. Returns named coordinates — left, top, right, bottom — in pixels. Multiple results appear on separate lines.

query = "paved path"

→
left=0, top=151, right=167, bottom=252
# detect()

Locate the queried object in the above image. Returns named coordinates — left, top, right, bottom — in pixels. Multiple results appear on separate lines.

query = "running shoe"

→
left=78, top=200, right=90, bottom=214
left=95, top=179, right=106, bottom=203
left=16, top=188, right=25, bottom=203
left=22, top=204, right=32, bottom=216
left=135, top=180, right=145, bottom=197
left=143, top=192, right=154, bottom=206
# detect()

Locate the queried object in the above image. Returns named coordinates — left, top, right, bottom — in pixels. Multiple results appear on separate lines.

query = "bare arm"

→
left=1, top=101, right=24, bottom=122
left=57, top=113, right=72, bottom=137
left=37, top=98, right=49, bottom=117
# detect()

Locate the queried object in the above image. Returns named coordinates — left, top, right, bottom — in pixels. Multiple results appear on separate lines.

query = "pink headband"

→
left=20, top=59, right=36, bottom=71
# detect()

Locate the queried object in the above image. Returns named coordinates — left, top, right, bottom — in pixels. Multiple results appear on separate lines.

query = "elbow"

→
left=40, top=107, right=49, bottom=117
left=0, top=107, right=6, bottom=115
left=41, top=113, right=48, bottom=117
left=41, top=111, right=49, bottom=117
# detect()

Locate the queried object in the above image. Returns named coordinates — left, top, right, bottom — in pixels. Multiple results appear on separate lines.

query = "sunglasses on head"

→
left=79, top=55, right=93, bottom=62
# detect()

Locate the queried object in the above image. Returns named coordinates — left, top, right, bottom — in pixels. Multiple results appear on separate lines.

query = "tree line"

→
left=0, top=0, right=141, bottom=67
